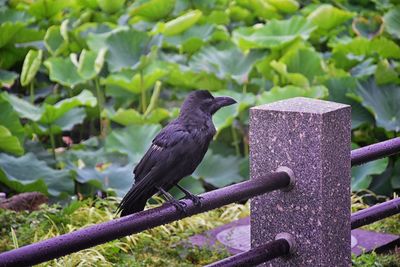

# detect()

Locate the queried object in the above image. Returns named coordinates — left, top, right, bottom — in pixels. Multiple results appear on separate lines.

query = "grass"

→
left=0, top=194, right=398, bottom=266
left=0, top=197, right=247, bottom=266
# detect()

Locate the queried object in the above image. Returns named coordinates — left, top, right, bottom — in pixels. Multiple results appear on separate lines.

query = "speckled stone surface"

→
left=250, top=97, right=351, bottom=266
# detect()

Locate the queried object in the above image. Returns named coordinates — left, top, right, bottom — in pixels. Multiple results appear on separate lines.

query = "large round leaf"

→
left=351, top=157, right=388, bottom=191
left=0, top=70, right=18, bottom=88
left=307, top=4, right=354, bottom=31
left=353, top=79, right=400, bottom=132
left=232, top=16, right=316, bottom=50
left=0, top=94, right=25, bottom=142
left=0, top=153, right=74, bottom=197
left=256, top=85, right=328, bottom=105
left=325, top=77, right=374, bottom=129
left=0, top=126, right=24, bottom=156
left=331, top=37, right=400, bottom=69
left=193, top=150, right=245, bottom=188
left=105, top=124, right=161, bottom=163
left=130, top=0, right=175, bottom=21
left=44, top=57, right=85, bottom=87
left=104, top=28, right=150, bottom=72
left=189, top=43, right=267, bottom=84
left=383, top=6, right=400, bottom=39
left=280, top=48, right=325, bottom=83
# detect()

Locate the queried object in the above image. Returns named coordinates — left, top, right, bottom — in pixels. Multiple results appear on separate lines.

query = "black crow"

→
left=117, top=90, right=236, bottom=216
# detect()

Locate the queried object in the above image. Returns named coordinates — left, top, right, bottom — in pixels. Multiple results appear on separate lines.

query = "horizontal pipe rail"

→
left=205, top=238, right=290, bottom=267
left=351, top=198, right=400, bottom=229
left=0, top=171, right=290, bottom=267
left=351, top=137, right=400, bottom=166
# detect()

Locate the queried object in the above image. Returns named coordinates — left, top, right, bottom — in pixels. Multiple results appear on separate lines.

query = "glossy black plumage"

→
left=117, top=90, right=236, bottom=216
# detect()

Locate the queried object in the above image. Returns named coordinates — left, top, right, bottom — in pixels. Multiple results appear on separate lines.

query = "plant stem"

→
left=48, top=124, right=57, bottom=161
left=140, top=71, right=147, bottom=113
left=243, top=136, right=249, bottom=158
left=30, top=82, right=34, bottom=103
left=242, top=83, right=247, bottom=94
left=231, top=124, right=240, bottom=156
left=95, top=78, right=105, bottom=137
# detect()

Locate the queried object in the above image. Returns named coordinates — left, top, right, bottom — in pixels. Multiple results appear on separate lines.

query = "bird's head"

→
left=180, top=90, right=237, bottom=116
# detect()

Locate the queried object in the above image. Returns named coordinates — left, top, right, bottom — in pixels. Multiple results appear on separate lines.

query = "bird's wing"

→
left=133, top=123, right=191, bottom=184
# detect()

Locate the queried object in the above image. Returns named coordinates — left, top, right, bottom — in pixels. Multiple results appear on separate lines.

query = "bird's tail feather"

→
left=117, top=175, right=157, bottom=217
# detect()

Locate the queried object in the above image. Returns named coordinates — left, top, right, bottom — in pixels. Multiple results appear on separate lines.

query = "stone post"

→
left=249, top=97, right=351, bottom=266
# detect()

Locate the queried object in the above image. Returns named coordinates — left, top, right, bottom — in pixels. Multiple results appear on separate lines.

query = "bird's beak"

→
left=210, top=96, right=237, bottom=114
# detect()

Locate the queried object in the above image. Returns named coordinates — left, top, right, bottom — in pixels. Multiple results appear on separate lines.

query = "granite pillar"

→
left=250, top=97, right=351, bottom=266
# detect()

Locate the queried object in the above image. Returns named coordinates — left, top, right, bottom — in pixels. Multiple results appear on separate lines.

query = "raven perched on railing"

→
left=117, top=90, right=236, bottom=216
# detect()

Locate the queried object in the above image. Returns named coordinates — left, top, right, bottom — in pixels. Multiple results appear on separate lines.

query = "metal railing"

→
left=0, top=172, right=291, bottom=267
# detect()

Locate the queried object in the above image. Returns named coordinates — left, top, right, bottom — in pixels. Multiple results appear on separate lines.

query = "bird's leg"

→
left=176, top=184, right=202, bottom=207
left=156, top=187, right=187, bottom=213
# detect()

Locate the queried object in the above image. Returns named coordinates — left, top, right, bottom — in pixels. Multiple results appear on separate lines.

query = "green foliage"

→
left=0, top=0, right=400, bottom=200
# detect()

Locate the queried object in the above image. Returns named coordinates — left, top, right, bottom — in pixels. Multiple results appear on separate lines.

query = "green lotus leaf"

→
left=204, top=10, right=230, bottom=25
left=76, top=49, right=106, bottom=80
left=74, top=164, right=133, bottom=196
left=105, top=124, right=161, bottom=163
left=212, top=90, right=256, bottom=131
left=325, top=77, right=374, bottom=129
left=256, top=85, right=328, bottom=105
left=40, top=90, right=97, bottom=124
left=375, top=60, right=399, bottom=85
left=0, top=70, right=18, bottom=88
left=108, top=107, right=169, bottom=126
left=307, top=4, right=354, bottom=31
left=193, top=150, right=245, bottom=188
left=104, top=28, right=150, bottom=72
left=44, top=25, right=68, bottom=56
left=391, top=159, right=400, bottom=189
left=0, top=126, right=24, bottom=156
left=232, top=16, right=316, bottom=50
left=20, top=49, right=42, bottom=87
left=0, top=94, right=25, bottom=143
left=164, top=24, right=215, bottom=54
left=98, top=0, right=126, bottom=14
left=383, top=6, right=400, bottom=39
left=0, top=22, right=24, bottom=48
left=353, top=79, right=400, bottom=132
left=352, top=155, right=388, bottom=191
left=331, top=37, right=400, bottom=69
left=189, top=42, right=267, bottom=84
left=44, top=57, right=85, bottom=87
left=270, top=60, right=309, bottom=87
left=102, top=61, right=168, bottom=93
left=0, top=9, right=34, bottom=24
left=130, top=0, right=175, bottom=21
left=245, top=0, right=279, bottom=20
left=28, top=0, right=66, bottom=19
left=53, top=108, right=86, bottom=132
left=280, top=48, right=325, bottom=83
left=4, top=90, right=96, bottom=125
left=267, top=0, right=299, bottom=13
left=0, top=153, right=74, bottom=197
left=167, top=64, right=226, bottom=90
left=12, top=27, right=45, bottom=44
left=168, top=176, right=204, bottom=199
left=3, top=92, right=43, bottom=121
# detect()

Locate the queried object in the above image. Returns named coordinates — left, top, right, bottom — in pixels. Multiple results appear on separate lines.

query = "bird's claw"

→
left=187, top=194, right=203, bottom=207
left=169, top=199, right=188, bottom=214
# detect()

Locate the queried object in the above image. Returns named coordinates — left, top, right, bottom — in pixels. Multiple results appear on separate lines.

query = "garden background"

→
left=0, top=0, right=399, bottom=266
